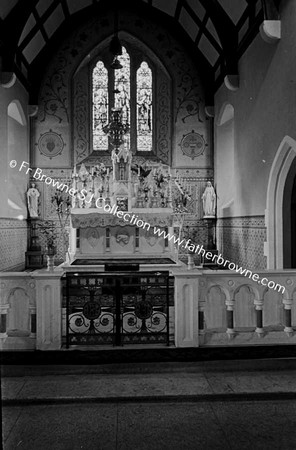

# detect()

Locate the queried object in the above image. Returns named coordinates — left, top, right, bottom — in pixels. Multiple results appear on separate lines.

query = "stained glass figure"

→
left=93, top=61, right=109, bottom=150
left=114, top=46, right=130, bottom=126
left=137, top=61, right=152, bottom=151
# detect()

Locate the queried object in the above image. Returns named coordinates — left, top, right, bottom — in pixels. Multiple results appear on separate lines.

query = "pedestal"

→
left=202, top=217, right=217, bottom=266
left=33, top=270, right=63, bottom=350
left=174, top=271, right=201, bottom=347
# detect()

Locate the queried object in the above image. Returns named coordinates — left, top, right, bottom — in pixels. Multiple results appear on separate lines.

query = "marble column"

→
left=255, top=299, right=264, bottom=337
left=283, top=298, right=293, bottom=337
left=226, top=299, right=235, bottom=339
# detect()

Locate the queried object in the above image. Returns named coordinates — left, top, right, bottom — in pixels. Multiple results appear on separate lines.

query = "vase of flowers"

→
left=36, top=220, right=58, bottom=269
left=181, top=225, right=199, bottom=270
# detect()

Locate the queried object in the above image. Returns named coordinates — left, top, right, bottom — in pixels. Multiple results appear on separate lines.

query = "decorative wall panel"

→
left=0, top=219, right=28, bottom=271
left=32, top=9, right=210, bottom=168
left=73, top=67, right=89, bottom=164
left=216, top=216, right=266, bottom=270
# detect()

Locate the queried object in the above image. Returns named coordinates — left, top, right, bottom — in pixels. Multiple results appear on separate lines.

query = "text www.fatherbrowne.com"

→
left=12, top=160, right=285, bottom=294
left=154, top=228, right=285, bottom=294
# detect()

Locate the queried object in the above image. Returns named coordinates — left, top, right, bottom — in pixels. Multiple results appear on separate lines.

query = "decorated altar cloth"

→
left=70, top=210, right=173, bottom=229
left=71, top=257, right=176, bottom=265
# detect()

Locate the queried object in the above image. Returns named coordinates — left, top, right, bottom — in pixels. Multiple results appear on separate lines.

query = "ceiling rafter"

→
left=18, top=0, right=62, bottom=52
left=237, top=4, right=263, bottom=58
left=32, top=7, right=49, bottom=44
left=174, top=0, right=184, bottom=22
left=0, top=0, right=39, bottom=71
left=183, top=2, right=222, bottom=55
left=0, top=0, right=272, bottom=95
left=195, top=11, right=209, bottom=47
left=198, top=0, right=238, bottom=76
left=60, top=0, right=70, bottom=20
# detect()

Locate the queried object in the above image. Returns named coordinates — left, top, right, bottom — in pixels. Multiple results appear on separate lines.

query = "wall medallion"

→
left=179, top=130, right=207, bottom=160
left=37, top=129, right=64, bottom=159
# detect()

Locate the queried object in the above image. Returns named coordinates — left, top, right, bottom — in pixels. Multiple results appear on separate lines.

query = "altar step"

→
left=2, top=357, right=296, bottom=407
left=2, top=344, right=296, bottom=369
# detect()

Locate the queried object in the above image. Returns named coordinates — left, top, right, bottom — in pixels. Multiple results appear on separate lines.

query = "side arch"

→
left=265, top=136, right=296, bottom=269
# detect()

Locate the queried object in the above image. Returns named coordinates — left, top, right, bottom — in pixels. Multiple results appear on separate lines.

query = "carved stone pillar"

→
left=174, top=271, right=200, bottom=347
left=33, top=270, right=64, bottom=350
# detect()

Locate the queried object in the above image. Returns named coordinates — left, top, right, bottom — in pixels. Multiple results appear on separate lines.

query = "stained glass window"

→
left=92, top=47, right=153, bottom=152
left=137, top=62, right=152, bottom=151
left=114, top=47, right=130, bottom=125
left=92, top=61, right=108, bottom=150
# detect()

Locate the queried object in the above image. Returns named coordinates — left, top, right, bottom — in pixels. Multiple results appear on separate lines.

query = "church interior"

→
left=1, top=0, right=296, bottom=353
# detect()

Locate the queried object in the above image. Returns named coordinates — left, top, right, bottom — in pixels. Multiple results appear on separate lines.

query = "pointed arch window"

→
left=137, top=61, right=152, bottom=151
left=114, top=47, right=130, bottom=125
left=92, top=60, right=109, bottom=151
left=92, top=46, right=153, bottom=152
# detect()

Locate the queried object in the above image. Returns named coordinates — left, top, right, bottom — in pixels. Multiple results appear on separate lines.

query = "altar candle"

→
left=168, top=166, right=171, bottom=176
left=91, top=167, right=94, bottom=176
left=138, top=167, right=140, bottom=176
left=107, top=168, right=109, bottom=176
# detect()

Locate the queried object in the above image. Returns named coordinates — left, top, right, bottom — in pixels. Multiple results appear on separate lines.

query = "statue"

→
left=202, top=181, right=216, bottom=217
left=26, top=183, right=40, bottom=218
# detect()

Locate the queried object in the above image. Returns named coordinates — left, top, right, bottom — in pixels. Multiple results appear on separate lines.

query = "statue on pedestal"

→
left=202, top=181, right=216, bottom=218
left=26, top=183, right=40, bottom=218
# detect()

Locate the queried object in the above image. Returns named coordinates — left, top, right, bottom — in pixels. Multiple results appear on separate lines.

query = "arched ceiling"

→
left=0, top=0, right=280, bottom=98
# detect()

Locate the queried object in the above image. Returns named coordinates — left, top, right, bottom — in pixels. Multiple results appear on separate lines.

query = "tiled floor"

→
left=2, top=360, right=296, bottom=449
left=3, top=367, right=296, bottom=402
left=3, top=400, right=296, bottom=449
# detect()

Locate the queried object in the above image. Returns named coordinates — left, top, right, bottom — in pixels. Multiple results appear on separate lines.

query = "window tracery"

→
left=92, top=46, right=153, bottom=152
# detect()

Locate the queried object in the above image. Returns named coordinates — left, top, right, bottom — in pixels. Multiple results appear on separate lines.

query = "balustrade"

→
left=1, top=269, right=296, bottom=350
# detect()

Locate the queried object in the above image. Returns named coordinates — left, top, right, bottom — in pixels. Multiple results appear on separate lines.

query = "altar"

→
left=66, top=128, right=182, bottom=267
left=69, top=208, right=176, bottom=263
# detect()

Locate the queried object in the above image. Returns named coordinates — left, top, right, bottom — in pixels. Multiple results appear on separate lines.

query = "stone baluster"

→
left=0, top=303, right=9, bottom=338
left=283, top=298, right=293, bottom=337
left=255, top=299, right=264, bottom=338
left=29, top=305, right=36, bottom=337
left=226, top=298, right=235, bottom=339
left=0, top=281, right=8, bottom=339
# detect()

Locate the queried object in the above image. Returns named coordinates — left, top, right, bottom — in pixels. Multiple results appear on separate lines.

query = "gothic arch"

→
left=265, top=136, right=296, bottom=268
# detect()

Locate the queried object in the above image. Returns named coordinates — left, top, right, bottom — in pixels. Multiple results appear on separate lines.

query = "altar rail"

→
left=2, top=269, right=296, bottom=350
left=174, top=269, right=296, bottom=347
left=0, top=273, right=36, bottom=350
left=0, top=270, right=63, bottom=350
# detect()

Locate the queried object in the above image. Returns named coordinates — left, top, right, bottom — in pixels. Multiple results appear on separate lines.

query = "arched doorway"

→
left=265, top=136, right=296, bottom=269
left=283, top=157, right=296, bottom=268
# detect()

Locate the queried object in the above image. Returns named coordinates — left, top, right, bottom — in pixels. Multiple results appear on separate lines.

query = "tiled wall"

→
left=0, top=219, right=28, bottom=271
left=216, top=216, right=266, bottom=270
